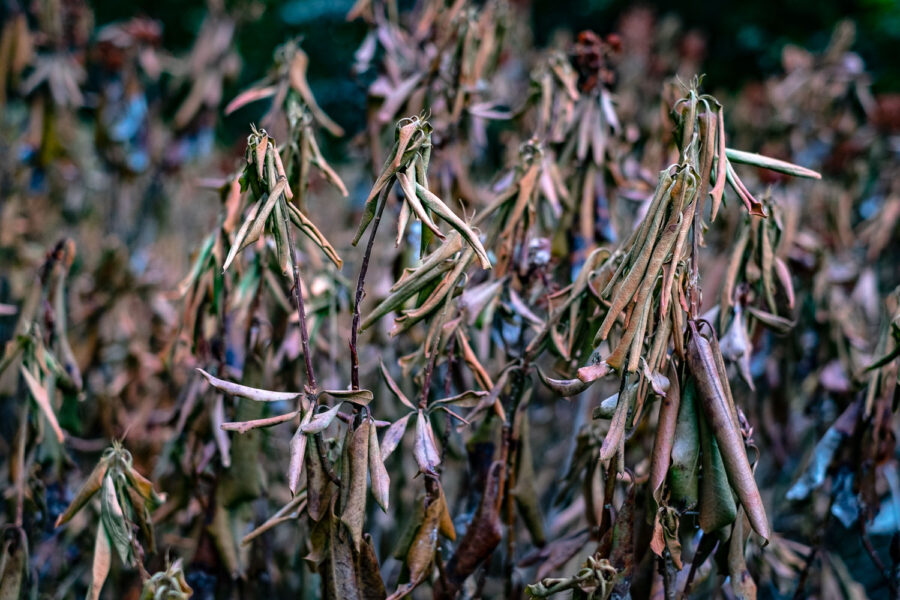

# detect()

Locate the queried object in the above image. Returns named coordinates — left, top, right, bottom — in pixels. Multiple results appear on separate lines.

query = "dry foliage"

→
left=1, top=2, right=899, bottom=600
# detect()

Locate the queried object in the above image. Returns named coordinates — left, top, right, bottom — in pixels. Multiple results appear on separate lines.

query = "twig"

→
left=350, top=182, right=394, bottom=390
left=281, top=198, right=317, bottom=392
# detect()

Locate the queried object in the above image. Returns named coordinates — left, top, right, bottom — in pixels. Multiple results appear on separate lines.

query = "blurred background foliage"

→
left=85, top=0, right=900, bottom=151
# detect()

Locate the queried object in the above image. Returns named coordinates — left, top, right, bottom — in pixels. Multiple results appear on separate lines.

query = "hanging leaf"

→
left=369, top=420, right=391, bottom=511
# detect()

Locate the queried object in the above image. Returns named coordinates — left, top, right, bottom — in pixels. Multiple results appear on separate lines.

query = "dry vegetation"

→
left=1, top=1, right=900, bottom=599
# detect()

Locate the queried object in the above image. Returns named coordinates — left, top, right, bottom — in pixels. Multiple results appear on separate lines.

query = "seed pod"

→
left=305, top=436, right=333, bottom=522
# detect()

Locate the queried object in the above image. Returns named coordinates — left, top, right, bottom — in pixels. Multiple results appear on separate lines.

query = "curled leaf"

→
left=197, top=368, right=301, bottom=402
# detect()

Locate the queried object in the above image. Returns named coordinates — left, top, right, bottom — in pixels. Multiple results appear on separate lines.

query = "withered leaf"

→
left=87, top=525, right=112, bottom=600
left=381, top=412, right=413, bottom=459
left=320, top=389, right=374, bottom=405
left=698, top=409, right=738, bottom=532
left=20, top=366, right=64, bottom=443
left=413, top=411, right=440, bottom=474
left=289, top=410, right=313, bottom=495
left=369, top=420, right=390, bottom=511
left=197, top=368, right=301, bottom=402
left=301, top=403, right=344, bottom=434
left=341, top=421, right=370, bottom=549
left=687, top=323, right=769, bottom=540
left=55, top=456, right=109, bottom=527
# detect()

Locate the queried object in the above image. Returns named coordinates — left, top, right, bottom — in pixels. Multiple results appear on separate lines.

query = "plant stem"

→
left=281, top=198, right=317, bottom=392
left=350, top=182, right=393, bottom=390
left=14, top=403, right=29, bottom=528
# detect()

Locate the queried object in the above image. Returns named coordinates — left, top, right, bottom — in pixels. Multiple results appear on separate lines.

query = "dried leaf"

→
left=725, top=148, right=821, bottom=180
left=20, top=366, right=64, bottom=443
left=300, top=403, right=344, bottom=434
left=381, top=412, right=413, bottom=459
left=289, top=409, right=314, bottom=495
left=699, top=408, right=738, bottom=532
left=197, top=368, right=301, bottom=402
left=687, top=323, right=769, bottom=540
left=369, top=420, right=390, bottom=511
left=320, top=389, right=374, bottom=406
left=87, top=525, right=112, bottom=600
left=413, top=411, right=441, bottom=474
left=55, top=457, right=109, bottom=527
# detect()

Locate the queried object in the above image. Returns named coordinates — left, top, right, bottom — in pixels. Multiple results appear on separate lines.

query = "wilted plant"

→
left=4, top=2, right=900, bottom=599
left=54, top=443, right=166, bottom=599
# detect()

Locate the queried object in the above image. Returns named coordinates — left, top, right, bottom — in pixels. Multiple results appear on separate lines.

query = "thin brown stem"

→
left=350, top=181, right=394, bottom=390
left=14, top=403, right=29, bottom=528
left=281, top=198, right=317, bottom=392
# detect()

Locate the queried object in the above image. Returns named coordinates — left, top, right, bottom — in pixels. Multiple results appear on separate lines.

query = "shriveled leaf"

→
left=20, top=366, right=64, bottom=443
left=320, top=389, right=374, bottom=406
left=369, top=420, right=390, bottom=511
left=687, top=323, right=769, bottom=540
left=699, top=409, right=738, bottom=532
left=55, top=457, right=109, bottom=527
left=431, top=390, right=488, bottom=408
left=87, top=525, right=112, bottom=600
left=341, top=421, right=369, bottom=549
left=413, top=411, right=440, bottom=475
left=379, top=362, right=415, bottom=410
left=537, top=369, right=592, bottom=396
left=725, top=148, right=821, bottom=180
left=100, top=475, right=132, bottom=564
left=300, top=403, right=344, bottom=434
left=289, top=409, right=314, bottom=495
left=381, top=412, right=413, bottom=459
left=197, top=368, right=301, bottom=402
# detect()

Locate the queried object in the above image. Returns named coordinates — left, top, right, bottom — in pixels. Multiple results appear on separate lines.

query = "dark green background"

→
left=90, top=0, right=899, bottom=143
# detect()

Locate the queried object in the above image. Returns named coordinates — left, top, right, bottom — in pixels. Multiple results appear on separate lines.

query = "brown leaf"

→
left=649, top=362, right=680, bottom=502
left=687, top=323, right=769, bottom=540
left=197, top=368, right=301, bottom=402
left=537, top=369, right=592, bottom=396
left=320, top=389, right=374, bottom=406
left=379, top=362, right=415, bottom=410
left=340, top=421, right=370, bottom=549
left=20, top=366, right=64, bottom=443
left=56, top=457, right=109, bottom=527
left=289, top=409, right=313, bottom=495
left=404, top=494, right=442, bottom=590
left=87, top=526, right=112, bottom=600
left=435, top=461, right=504, bottom=598
left=300, top=403, right=344, bottom=434
left=369, top=420, right=390, bottom=511
left=381, top=412, right=413, bottom=459
left=413, top=411, right=440, bottom=475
